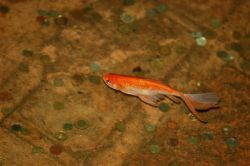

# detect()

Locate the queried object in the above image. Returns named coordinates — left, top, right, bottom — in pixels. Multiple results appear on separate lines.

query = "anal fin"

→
left=138, top=94, right=165, bottom=106
left=138, top=95, right=158, bottom=106
left=166, top=95, right=181, bottom=104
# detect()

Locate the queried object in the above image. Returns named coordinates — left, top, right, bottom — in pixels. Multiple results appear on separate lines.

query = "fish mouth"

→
left=102, top=73, right=118, bottom=90
left=103, top=78, right=109, bottom=85
left=102, top=74, right=109, bottom=84
left=103, top=79, right=118, bottom=90
left=102, top=76, right=112, bottom=87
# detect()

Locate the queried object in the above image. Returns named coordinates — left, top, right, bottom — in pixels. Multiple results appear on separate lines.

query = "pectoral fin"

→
left=120, top=87, right=140, bottom=96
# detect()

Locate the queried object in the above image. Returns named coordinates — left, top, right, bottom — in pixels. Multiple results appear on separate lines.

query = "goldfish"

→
left=103, top=73, right=220, bottom=123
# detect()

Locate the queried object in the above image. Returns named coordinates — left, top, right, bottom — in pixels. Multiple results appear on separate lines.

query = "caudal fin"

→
left=184, top=93, right=220, bottom=110
left=180, top=93, right=220, bottom=123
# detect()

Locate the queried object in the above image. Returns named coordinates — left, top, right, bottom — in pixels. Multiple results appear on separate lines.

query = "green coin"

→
left=144, top=124, right=156, bottom=133
left=225, top=137, right=238, bottom=149
left=32, top=146, right=44, bottom=154
left=158, top=103, right=170, bottom=112
left=155, top=4, right=167, bottom=14
left=149, top=144, right=161, bottom=154
left=187, top=135, right=198, bottom=144
left=196, top=36, right=207, bottom=46
left=115, top=122, right=126, bottom=132
left=90, top=62, right=101, bottom=72
left=210, top=19, right=221, bottom=28
left=48, top=10, right=60, bottom=17
left=53, top=101, right=65, bottom=110
left=54, top=131, right=68, bottom=141
left=63, top=123, right=73, bottom=130
left=191, top=31, right=202, bottom=38
left=120, top=13, right=134, bottom=24
left=216, top=50, right=234, bottom=61
left=75, top=119, right=89, bottom=130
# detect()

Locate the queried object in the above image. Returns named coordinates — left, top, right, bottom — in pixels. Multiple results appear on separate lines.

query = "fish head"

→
left=103, top=73, right=120, bottom=90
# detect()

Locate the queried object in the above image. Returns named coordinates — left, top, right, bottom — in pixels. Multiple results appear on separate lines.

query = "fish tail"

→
left=179, top=93, right=220, bottom=123
left=184, top=93, right=220, bottom=110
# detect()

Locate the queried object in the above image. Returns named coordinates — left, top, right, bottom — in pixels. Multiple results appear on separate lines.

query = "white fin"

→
left=138, top=94, right=166, bottom=106
left=138, top=95, right=158, bottom=106
left=185, top=93, right=220, bottom=105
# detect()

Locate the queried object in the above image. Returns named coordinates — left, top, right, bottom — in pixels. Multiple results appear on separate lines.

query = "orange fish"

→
left=103, top=73, right=220, bottom=123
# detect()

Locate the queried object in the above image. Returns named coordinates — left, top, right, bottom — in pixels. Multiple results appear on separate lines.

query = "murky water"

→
left=0, top=0, right=249, bottom=165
